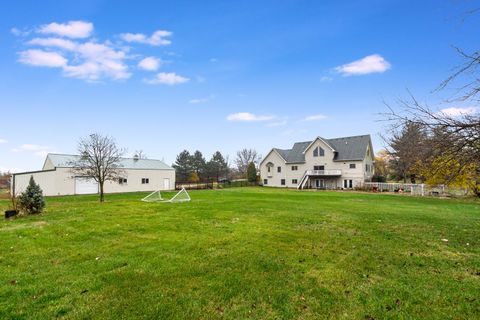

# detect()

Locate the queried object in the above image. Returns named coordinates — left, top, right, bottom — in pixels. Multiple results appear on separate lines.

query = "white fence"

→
left=363, top=182, right=470, bottom=197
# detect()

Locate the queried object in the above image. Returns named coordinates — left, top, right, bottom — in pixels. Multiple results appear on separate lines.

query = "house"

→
left=11, top=153, right=175, bottom=196
left=259, top=135, right=374, bottom=189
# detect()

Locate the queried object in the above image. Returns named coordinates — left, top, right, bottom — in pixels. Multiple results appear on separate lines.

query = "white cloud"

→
left=29, top=37, right=77, bottom=50
left=266, top=120, right=287, bottom=127
left=120, top=30, right=172, bottom=46
left=303, top=114, right=327, bottom=121
left=21, top=38, right=131, bottom=81
left=18, top=49, right=67, bottom=67
left=0, top=139, right=7, bottom=144
left=226, top=112, right=274, bottom=122
left=209, top=58, right=218, bottom=62
left=138, top=56, right=161, bottom=71
left=335, top=54, right=391, bottom=76
left=62, top=42, right=130, bottom=81
left=439, top=107, right=478, bottom=117
left=144, top=72, right=189, bottom=85
left=38, top=21, right=93, bottom=38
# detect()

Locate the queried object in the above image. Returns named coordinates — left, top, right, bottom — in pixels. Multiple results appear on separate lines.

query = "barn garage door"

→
left=75, top=177, right=98, bottom=195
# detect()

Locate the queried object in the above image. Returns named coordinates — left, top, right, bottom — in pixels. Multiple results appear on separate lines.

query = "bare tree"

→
left=381, top=95, right=480, bottom=195
left=70, top=133, right=125, bottom=202
left=235, top=148, right=261, bottom=177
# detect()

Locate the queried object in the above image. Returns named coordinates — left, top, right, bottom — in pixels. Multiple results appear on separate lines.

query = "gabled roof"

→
left=45, top=153, right=174, bottom=170
left=264, top=134, right=372, bottom=163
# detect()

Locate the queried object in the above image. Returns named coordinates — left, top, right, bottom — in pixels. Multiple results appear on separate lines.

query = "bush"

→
left=18, top=176, right=45, bottom=214
left=372, top=175, right=387, bottom=182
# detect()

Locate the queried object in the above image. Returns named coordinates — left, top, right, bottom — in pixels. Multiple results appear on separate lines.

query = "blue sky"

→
left=0, top=0, right=478, bottom=172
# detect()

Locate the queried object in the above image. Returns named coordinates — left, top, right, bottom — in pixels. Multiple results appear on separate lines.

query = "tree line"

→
left=172, top=148, right=261, bottom=183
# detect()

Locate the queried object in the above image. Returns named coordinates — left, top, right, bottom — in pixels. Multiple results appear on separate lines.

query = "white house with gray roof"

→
left=11, top=153, right=175, bottom=196
left=260, top=135, right=374, bottom=189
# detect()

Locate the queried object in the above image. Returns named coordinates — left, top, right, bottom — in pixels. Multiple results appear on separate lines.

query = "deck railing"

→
left=305, top=169, right=342, bottom=176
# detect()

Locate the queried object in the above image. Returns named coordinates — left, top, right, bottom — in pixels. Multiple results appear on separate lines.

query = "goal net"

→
left=167, top=187, right=191, bottom=203
left=141, top=187, right=190, bottom=203
left=141, top=190, right=163, bottom=202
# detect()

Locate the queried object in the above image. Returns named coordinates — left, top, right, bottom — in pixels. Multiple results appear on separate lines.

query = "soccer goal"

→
left=141, top=190, right=163, bottom=202
left=167, top=187, right=191, bottom=203
left=141, top=187, right=190, bottom=203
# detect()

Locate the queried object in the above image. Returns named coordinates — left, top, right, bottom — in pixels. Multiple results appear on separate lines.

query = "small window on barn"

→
left=291, top=165, right=298, bottom=171
left=277, top=166, right=281, bottom=173
left=119, top=178, right=127, bottom=184
left=292, top=179, right=298, bottom=184
left=263, top=179, right=268, bottom=185
left=281, top=179, right=286, bottom=185
left=349, top=164, right=356, bottom=169
left=142, top=178, right=149, bottom=184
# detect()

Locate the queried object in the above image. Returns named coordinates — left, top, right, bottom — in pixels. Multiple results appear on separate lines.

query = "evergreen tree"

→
left=191, top=150, right=206, bottom=180
left=18, top=176, right=45, bottom=214
left=172, top=150, right=192, bottom=182
left=206, top=151, right=228, bottom=181
left=247, top=162, right=257, bottom=182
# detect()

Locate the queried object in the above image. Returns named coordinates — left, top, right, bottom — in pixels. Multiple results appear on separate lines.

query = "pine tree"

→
left=247, top=162, right=257, bottom=182
left=172, top=150, right=192, bottom=182
left=18, top=176, right=45, bottom=214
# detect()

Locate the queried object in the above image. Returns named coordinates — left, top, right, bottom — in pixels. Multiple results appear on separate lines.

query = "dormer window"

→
left=313, top=146, right=325, bottom=157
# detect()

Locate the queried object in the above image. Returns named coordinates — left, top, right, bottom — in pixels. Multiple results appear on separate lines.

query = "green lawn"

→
left=0, top=188, right=479, bottom=319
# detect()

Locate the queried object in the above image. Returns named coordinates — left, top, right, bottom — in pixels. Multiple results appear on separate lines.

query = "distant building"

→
left=11, top=153, right=175, bottom=196
left=260, top=135, right=374, bottom=189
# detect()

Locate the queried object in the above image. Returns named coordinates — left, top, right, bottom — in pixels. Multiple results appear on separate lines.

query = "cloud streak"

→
left=120, top=30, right=172, bottom=46
left=144, top=72, right=189, bottom=85
left=335, top=54, right=391, bottom=76
left=227, top=112, right=274, bottom=122
left=439, top=107, right=478, bottom=117
left=37, top=21, right=93, bottom=39
left=303, top=114, right=327, bottom=121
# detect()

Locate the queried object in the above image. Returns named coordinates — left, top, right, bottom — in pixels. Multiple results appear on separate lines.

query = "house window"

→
left=119, top=178, right=127, bottom=184
left=314, top=146, right=325, bottom=157
left=281, top=179, right=286, bottom=185
left=366, top=164, right=370, bottom=172
left=277, top=166, right=281, bottom=173
left=314, top=165, right=324, bottom=171
left=263, top=179, right=268, bottom=185
left=142, top=178, right=149, bottom=184
left=291, top=165, right=298, bottom=171
left=350, top=164, right=356, bottom=169
left=292, top=179, right=298, bottom=184
left=344, top=179, right=353, bottom=189
left=267, top=166, right=271, bottom=173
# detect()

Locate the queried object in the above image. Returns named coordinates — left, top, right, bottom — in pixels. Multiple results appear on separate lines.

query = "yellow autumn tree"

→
left=420, top=155, right=477, bottom=189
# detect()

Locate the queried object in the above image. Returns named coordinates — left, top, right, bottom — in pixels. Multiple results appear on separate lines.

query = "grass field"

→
left=0, top=188, right=479, bottom=319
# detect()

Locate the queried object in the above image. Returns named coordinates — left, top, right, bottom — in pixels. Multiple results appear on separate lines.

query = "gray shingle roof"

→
left=270, top=135, right=371, bottom=163
left=46, top=154, right=174, bottom=170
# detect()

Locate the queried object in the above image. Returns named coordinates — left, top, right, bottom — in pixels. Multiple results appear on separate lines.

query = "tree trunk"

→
left=99, top=182, right=104, bottom=202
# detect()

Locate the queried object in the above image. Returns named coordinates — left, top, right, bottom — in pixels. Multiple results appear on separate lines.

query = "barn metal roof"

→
left=46, top=154, right=174, bottom=170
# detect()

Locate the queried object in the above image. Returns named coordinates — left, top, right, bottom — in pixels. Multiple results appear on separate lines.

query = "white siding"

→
left=260, top=137, right=373, bottom=189
left=12, top=168, right=176, bottom=197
